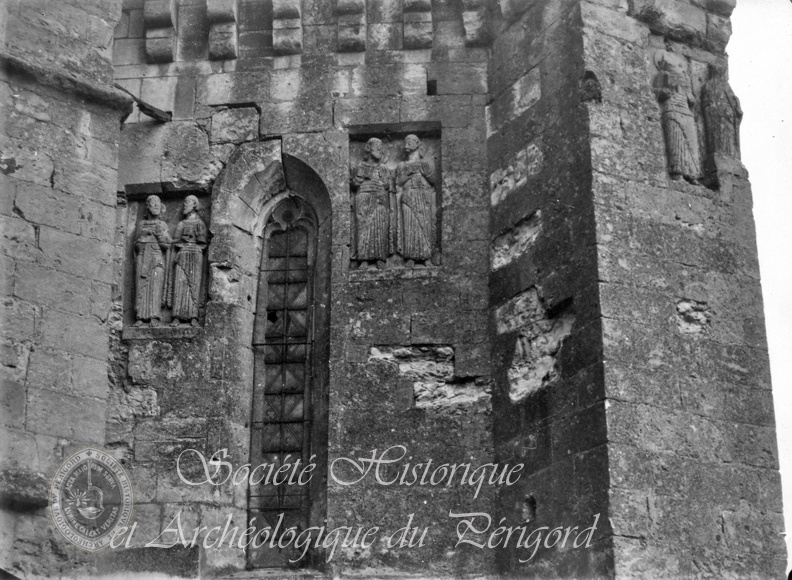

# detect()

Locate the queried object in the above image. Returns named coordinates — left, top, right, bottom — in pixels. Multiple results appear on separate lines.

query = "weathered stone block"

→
left=273, top=23, right=303, bottom=55
left=37, top=226, right=114, bottom=283
left=13, top=182, right=79, bottom=236
left=705, top=12, right=731, bottom=53
left=141, top=75, right=177, bottom=113
left=273, top=0, right=301, bottom=19
left=27, top=348, right=72, bottom=392
left=97, top=545, right=201, bottom=577
left=486, top=67, right=541, bottom=137
left=272, top=0, right=303, bottom=54
left=129, top=9, right=145, bottom=37
left=145, top=29, right=175, bottom=63
left=581, top=1, right=645, bottom=44
left=115, top=12, right=130, bottom=38
left=0, top=375, right=26, bottom=430
left=117, top=503, right=160, bottom=548
left=134, top=417, right=208, bottom=441
left=499, top=0, right=533, bottom=22
left=0, top=298, right=37, bottom=343
left=0, top=465, right=49, bottom=509
left=113, top=38, right=147, bottom=65
left=210, top=108, right=259, bottom=144
left=209, top=22, right=239, bottom=60
left=403, top=21, right=433, bottom=50
left=26, top=388, right=105, bottom=443
left=71, top=355, right=109, bottom=400
left=207, top=0, right=236, bottom=23
left=703, top=0, right=736, bottom=17
left=429, top=63, right=487, bottom=95
left=367, top=22, right=400, bottom=51
left=628, top=0, right=707, bottom=46
left=462, top=4, right=491, bottom=47
left=39, top=308, right=109, bottom=359
left=143, top=0, right=174, bottom=28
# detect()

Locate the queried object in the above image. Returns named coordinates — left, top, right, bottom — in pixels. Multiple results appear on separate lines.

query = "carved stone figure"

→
left=653, top=51, right=702, bottom=183
left=350, top=137, right=392, bottom=268
left=396, top=134, right=436, bottom=263
left=134, top=195, right=171, bottom=327
left=702, top=62, right=743, bottom=160
left=169, top=195, right=207, bottom=326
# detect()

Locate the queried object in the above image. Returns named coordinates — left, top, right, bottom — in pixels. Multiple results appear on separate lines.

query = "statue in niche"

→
left=653, top=50, right=702, bottom=184
left=168, top=195, right=207, bottom=327
left=396, top=134, right=436, bottom=264
left=702, top=62, right=743, bottom=160
left=350, top=137, right=393, bottom=269
left=133, top=195, right=171, bottom=327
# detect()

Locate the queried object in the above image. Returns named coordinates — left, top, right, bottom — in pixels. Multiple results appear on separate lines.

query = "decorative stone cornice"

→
left=0, top=50, right=133, bottom=113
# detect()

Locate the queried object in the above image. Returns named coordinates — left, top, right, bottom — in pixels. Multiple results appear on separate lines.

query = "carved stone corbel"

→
left=403, top=0, right=433, bottom=50
left=337, top=0, right=367, bottom=52
left=273, top=0, right=303, bottom=55
left=143, top=0, right=176, bottom=64
left=207, top=0, right=238, bottom=60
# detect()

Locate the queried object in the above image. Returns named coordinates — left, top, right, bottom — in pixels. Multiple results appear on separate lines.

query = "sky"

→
left=728, top=0, right=792, bottom=570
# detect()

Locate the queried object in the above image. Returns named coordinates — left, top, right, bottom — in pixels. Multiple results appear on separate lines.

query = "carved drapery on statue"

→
left=134, top=195, right=172, bottom=326
left=653, top=50, right=702, bottom=183
left=702, top=62, right=743, bottom=161
left=349, top=132, right=441, bottom=270
left=127, top=193, right=210, bottom=331
left=169, top=195, right=208, bottom=326
left=350, top=138, right=393, bottom=265
left=396, top=135, right=436, bottom=263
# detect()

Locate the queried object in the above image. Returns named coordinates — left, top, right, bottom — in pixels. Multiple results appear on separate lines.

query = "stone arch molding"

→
left=206, top=140, right=334, bottom=569
left=207, top=140, right=333, bottom=309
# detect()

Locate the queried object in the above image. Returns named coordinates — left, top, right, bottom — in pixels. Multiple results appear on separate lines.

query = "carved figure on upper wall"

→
left=168, top=195, right=208, bottom=327
left=350, top=137, right=393, bottom=268
left=702, top=62, right=743, bottom=161
left=134, top=195, right=172, bottom=327
left=396, top=134, right=436, bottom=264
left=653, top=50, right=702, bottom=184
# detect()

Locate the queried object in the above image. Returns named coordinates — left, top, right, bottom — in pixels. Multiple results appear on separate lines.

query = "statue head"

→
left=404, top=134, right=421, bottom=155
left=146, top=195, right=163, bottom=218
left=364, top=137, right=384, bottom=161
left=183, top=195, right=200, bottom=215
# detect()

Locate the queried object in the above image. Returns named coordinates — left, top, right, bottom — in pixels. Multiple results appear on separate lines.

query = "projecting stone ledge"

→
left=0, top=51, right=133, bottom=113
left=0, top=466, right=49, bottom=510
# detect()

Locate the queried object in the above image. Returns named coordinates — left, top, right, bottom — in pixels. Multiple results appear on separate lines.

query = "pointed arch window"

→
left=248, top=195, right=328, bottom=568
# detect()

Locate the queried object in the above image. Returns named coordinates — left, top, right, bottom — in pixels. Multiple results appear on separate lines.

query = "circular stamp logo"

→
left=49, top=448, right=134, bottom=552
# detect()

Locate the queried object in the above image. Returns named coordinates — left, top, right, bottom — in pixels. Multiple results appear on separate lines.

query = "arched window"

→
left=248, top=195, right=329, bottom=568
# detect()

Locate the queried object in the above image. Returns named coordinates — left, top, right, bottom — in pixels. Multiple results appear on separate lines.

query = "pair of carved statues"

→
left=134, top=195, right=207, bottom=327
left=653, top=50, right=743, bottom=183
left=350, top=135, right=437, bottom=268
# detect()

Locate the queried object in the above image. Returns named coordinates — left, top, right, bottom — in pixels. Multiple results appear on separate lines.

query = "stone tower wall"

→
left=582, top=0, right=785, bottom=575
left=0, top=0, right=785, bottom=578
left=0, top=0, right=130, bottom=577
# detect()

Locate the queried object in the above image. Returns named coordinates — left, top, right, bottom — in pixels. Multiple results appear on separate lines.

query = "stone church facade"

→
left=0, top=0, right=786, bottom=578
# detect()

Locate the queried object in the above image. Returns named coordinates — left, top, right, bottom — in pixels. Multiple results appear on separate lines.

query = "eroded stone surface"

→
left=369, top=346, right=489, bottom=408
left=0, top=0, right=783, bottom=577
left=495, top=288, right=575, bottom=402
left=491, top=211, right=541, bottom=270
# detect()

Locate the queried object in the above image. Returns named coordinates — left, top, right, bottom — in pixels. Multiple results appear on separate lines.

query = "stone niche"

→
left=348, top=124, right=442, bottom=271
left=122, top=191, right=212, bottom=339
